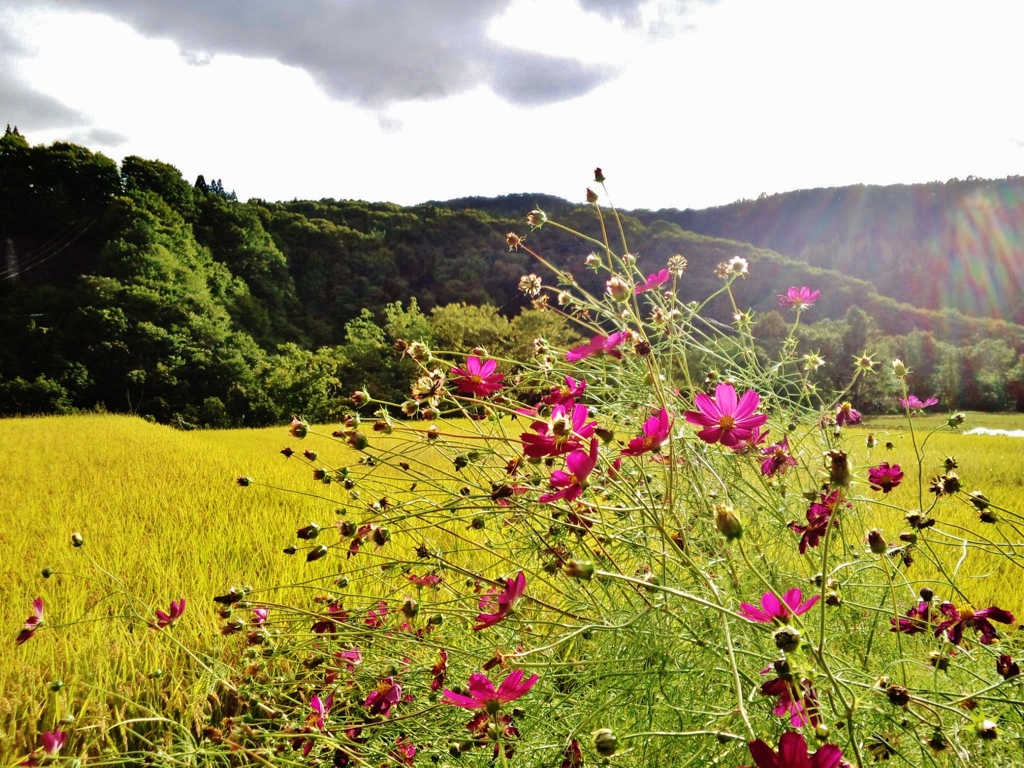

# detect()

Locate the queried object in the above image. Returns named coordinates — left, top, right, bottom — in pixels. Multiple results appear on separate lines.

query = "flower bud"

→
left=976, top=719, right=998, bottom=740
left=814, top=725, right=830, bottom=740
left=886, top=684, right=911, bottom=708
left=346, top=432, right=368, bottom=451
left=426, top=425, right=440, bottom=440
left=592, top=729, right=617, bottom=756
left=773, top=626, right=801, bottom=654
left=564, top=560, right=596, bottom=581
left=866, top=529, right=887, bottom=554
left=282, top=546, right=296, bottom=555
left=968, top=490, right=990, bottom=510
left=372, top=527, right=390, bottom=547
left=41, top=568, right=53, bottom=578
left=593, top=168, right=605, bottom=183
left=236, top=476, right=252, bottom=487
left=306, top=545, right=329, bottom=562
left=606, top=276, right=631, bottom=302
left=928, top=650, right=949, bottom=671
left=401, top=599, right=419, bottom=618
left=297, top=524, right=320, bottom=540
left=772, top=657, right=792, bottom=680
left=892, top=359, right=908, bottom=377
left=586, top=188, right=599, bottom=204
left=826, top=449, right=852, bottom=488
left=714, top=504, right=743, bottom=541
left=71, top=532, right=84, bottom=547
left=428, top=613, right=444, bottom=626
left=947, top=412, right=966, bottom=427
left=585, top=253, right=601, bottom=269
left=866, top=433, right=877, bottom=449
left=289, top=418, right=308, bottom=439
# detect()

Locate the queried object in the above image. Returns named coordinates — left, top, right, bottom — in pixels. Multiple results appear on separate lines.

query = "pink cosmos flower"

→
left=635, top=268, right=671, bottom=294
left=431, top=648, right=449, bottom=691
left=564, top=331, right=628, bottom=363
left=684, top=383, right=768, bottom=448
left=622, top=408, right=671, bottom=456
left=868, top=462, right=904, bottom=493
left=408, top=573, right=442, bottom=588
left=41, top=729, right=67, bottom=756
left=542, top=376, right=587, bottom=407
left=889, top=602, right=931, bottom=636
left=760, top=675, right=819, bottom=727
left=733, top=425, right=770, bottom=453
left=311, top=693, right=333, bottom=730
left=474, top=571, right=526, bottom=630
left=251, top=607, right=269, bottom=625
left=742, top=731, right=843, bottom=768
left=790, top=490, right=839, bottom=554
left=151, top=599, right=186, bottom=629
left=16, top=598, right=44, bottom=645
left=739, top=588, right=820, bottom=624
left=778, top=286, right=821, bottom=310
left=900, top=395, right=939, bottom=410
left=834, top=402, right=861, bottom=426
left=391, top=736, right=417, bottom=766
left=521, top=403, right=596, bottom=459
left=761, top=437, right=796, bottom=477
left=451, top=356, right=505, bottom=398
left=539, top=438, right=600, bottom=503
left=364, top=677, right=403, bottom=716
left=442, top=669, right=539, bottom=711
left=933, top=603, right=1015, bottom=646
left=335, top=647, right=363, bottom=669
left=366, top=601, right=388, bottom=629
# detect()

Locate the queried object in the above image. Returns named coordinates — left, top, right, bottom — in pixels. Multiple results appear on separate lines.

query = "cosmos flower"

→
left=16, top=598, right=44, bottom=645
left=761, top=438, right=796, bottom=477
left=997, top=654, right=1020, bottom=680
left=311, top=694, right=333, bottom=731
left=251, top=607, right=269, bottom=625
left=790, top=491, right=839, bottom=554
left=408, top=573, right=442, bottom=588
left=890, top=602, right=932, bottom=636
left=739, top=588, right=820, bottom=624
left=778, top=286, right=821, bottom=310
left=474, top=571, right=527, bottom=630
left=760, top=675, right=819, bottom=727
left=521, top=403, right=596, bottom=459
left=41, top=729, right=67, bottom=757
left=868, top=462, right=904, bottom=493
left=564, top=332, right=628, bottom=363
left=151, top=599, right=186, bottom=630
left=900, top=395, right=939, bottom=410
left=933, top=603, right=1015, bottom=646
left=541, top=376, right=587, bottom=407
left=635, top=269, right=671, bottom=294
left=311, top=602, right=350, bottom=633
left=684, top=383, right=768, bottom=448
left=442, top=669, right=539, bottom=711
left=834, top=402, right=861, bottom=426
left=450, top=356, right=505, bottom=398
left=539, top=438, right=600, bottom=504
left=391, top=737, right=417, bottom=766
left=364, top=677, right=403, bottom=716
left=365, top=601, right=388, bottom=629
left=431, top=649, right=449, bottom=692
left=742, top=731, right=843, bottom=768
left=621, top=408, right=671, bottom=456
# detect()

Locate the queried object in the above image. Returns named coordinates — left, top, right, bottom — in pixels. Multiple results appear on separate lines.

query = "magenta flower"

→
left=16, top=597, right=44, bottom=645
left=521, top=403, right=596, bottom=459
left=431, top=648, right=449, bottom=692
left=311, top=693, right=333, bottom=730
left=41, top=729, right=67, bottom=757
left=408, top=573, right=442, bottom=588
left=334, top=648, right=363, bottom=669
left=311, top=601, right=350, bottom=633
left=790, top=490, right=839, bottom=554
left=474, top=571, right=526, bottom=630
left=733, top=425, right=770, bottom=453
left=889, top=602, right=931, bottom=636
left=934, top=603, right=1015, bottom=646
left=364, top=677, right=402, bottom=716
left=622, top=408, right=671, bottom=456
left=442, top=669, right=539, bottom=711
left=760, top=675, right=819, bottom=727
left=900, top=395, right=939, bottom=410
left=366, top=601, right=388, bottom=629
left=391, top=736, right=417, bottom=766
left=834, top=402, right=861, bottom=426
left=635, top=268, right=671, bottom=294
left=565, top=331, right=627, bottom=363
left=451, top=356, right=505, bottom=398
left=868, top=462, right=904, bottom=493
left=151, top=599, right=186, bottom=629
left=778, top=286, right=821, bottom=310
left=761, top=438, right=796, bottom=477
left=742, top=731, right=843, bottom=768
left=251, top=607, right=269, bottom=625
left=684, top=383, right=768, bottom=448
left=542, top=376, right=587, bottom=407
left=739, top=588, right=820, bottom=624
left=539, top=438, right=600, bottom=503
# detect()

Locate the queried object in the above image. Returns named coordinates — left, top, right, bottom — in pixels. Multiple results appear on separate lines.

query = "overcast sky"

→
left=3, top=0, right=1024, bottom=210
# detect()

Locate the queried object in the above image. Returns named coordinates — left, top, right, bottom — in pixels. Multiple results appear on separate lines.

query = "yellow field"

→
left=2, top=411, right=1023, bottom=759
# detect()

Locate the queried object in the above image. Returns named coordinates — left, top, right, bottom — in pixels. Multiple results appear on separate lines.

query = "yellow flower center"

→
left=719, top=415, right=735, bottom=429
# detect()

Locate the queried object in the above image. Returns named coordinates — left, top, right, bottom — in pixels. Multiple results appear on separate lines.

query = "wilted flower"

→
left=761, top=438, right=796, bottom=477
left=289, top=418, right=308, bottom=439
left=635, top=269, right=670, bottom=294
left=996, top=654, right=1020, bottom=679
left=475, top=572, right=526, bottom=630
left=506, top=232, right=522, bottom=251
left=151, top=599, right=186, bottom=629
left=622, top=408, right=671, bottom=456
left=16, top=597, right=44, bottom=645
left=684, top=383, right=768, bottom=448
left=853, top=352, right=878, bottom=372
left=868, top=462, right=904, bottom=493
left=442, top=669, right=539, bottom=712
left=526, top=209, right=546, bottom=227
left=802, top=352, right=825, bottom=371
left=934, top=603, right=1015, bottom=646
left=778, top=286, right=820, bottom=310
left=722, top=255, right=748, bottom=277
left=742, top=730, right=842, bottom=768
left=517, top=273, right=543, bottom=297
left=451, top=356, right=505, bottom=398
left=739, top=588, right=820, bottom=624
left=666, top=254, right=688, bottom=277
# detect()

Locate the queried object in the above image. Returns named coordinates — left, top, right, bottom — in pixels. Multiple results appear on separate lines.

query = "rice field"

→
left=2, top=411, right=1023, bottom=760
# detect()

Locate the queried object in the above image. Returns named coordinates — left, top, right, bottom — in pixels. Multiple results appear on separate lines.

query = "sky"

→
left=2, top=0, right=1024, bottom=211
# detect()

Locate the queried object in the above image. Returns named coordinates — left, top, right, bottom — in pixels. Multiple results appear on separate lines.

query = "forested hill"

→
left=632, top=177, right=1024, bottom=324
left=4, top=126, right=1024, bottom=425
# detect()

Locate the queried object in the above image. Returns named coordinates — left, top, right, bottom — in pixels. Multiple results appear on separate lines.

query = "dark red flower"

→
left=889, top=601, right=931, bottom=636
left=934, top=603, right=1015, bottom=646
left=868, top=462, right=904, bottom=493
left=789, top=491, right=839, bottom=554
left=997, top=654, right=1020, bottom=679
left=742, top=731, right=843, bottom=768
